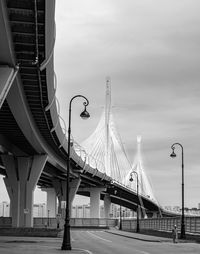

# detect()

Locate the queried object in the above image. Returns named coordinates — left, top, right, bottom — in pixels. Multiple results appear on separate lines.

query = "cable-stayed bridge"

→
left=0, top=0, right=175, bottom=228
left=79, top=79, right=159, bottom=217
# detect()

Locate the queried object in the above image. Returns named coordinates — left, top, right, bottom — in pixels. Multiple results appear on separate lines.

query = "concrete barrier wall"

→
left=2, top=216, right=200, bottom=232
left=0, top=217, right=118, bottom=228
left=0, top=217, right=12, bottom=227
left=70, top=218, right=117, bottom=228
left=122, top=216, right=200, bottom=233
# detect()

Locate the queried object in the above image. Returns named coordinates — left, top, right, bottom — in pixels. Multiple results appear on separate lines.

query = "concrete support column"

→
left=69, top=178, right=81, bottom=214
left=3, top=170, right=19, bottom=227
left=138, top=206, right=142, bottom=219
left=53, top=178, right=81, bottom=217
left=90, top=188, right=105, bottom=218
left=57, top=196, right=63, bottom=215
left=152, top=212, right=158, bottom=218
left=1, top=155, right=47, bottom=227
left=104, top=193, right=111, bottom=218
left=52, top=179, right=66, bottom=217
left=44, top=188, right=57, bottom=218
left=146, top=211, right=158, bottom=218
left=53, top=179, right=62, bottom=215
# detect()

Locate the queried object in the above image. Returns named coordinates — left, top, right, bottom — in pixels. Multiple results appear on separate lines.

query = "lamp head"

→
left=80, top=106, right=90, bottom=119
left=170, top=147, right=176, bottom=158
left=129, top=173, right=133, bottom=182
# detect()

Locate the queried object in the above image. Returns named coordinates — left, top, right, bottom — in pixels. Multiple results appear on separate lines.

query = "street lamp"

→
left=47, top=210, right=50, bottom=227
left=129, top=171, right=140, bottom=232
left=114, top=189, right=122, bottom=230
left=61, top=95, right=90, bottom=250
left=170, top=143, right=186, bottom=239
left=119, top=190, right=122, bottom=230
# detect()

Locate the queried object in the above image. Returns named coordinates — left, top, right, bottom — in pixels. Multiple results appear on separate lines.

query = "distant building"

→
left=0, top=201, right=10, bottom=217
left=163, top=205, right=200, bottom=216
left=110, top=203, right=118, bottom=218
left=33, top=203, right=46, bottom=217
left=71, top=203, right=134, bottom=218
left=71, top=204, right=90, bottom=218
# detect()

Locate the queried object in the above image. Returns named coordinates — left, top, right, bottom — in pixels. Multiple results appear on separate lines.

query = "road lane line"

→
left=87, top=231, right=112, bottom=242
left=73, top=247, right=93, bottom=254
left=135, top=249, right=150, bottom=254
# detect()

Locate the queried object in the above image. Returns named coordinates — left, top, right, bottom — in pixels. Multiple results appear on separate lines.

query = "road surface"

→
left=0, top=230, right=200, bottom=254
left=72, top=230, right=200, bottom=254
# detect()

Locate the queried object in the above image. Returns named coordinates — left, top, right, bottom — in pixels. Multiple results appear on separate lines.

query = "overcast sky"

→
left=1, top=0, right=200, bottom=209
left=54, top=0, right=200, bottom=208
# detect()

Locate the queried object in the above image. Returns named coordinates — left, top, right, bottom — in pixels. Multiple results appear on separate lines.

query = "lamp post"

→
left=47, top=210, right=50, bottom=227
left=170, top=143, right=186, bottom=239
left=114, top=189, right=122, bottom=230
left=61, top=95, right=90, bottom=250
left=42, top=204, right=43, bottom=225
left=129, top=171, right=140, bottom=232
left=119, top=190, right=122, bottom=230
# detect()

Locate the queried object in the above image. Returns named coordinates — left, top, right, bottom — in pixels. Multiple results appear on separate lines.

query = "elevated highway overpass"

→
left=0, top=0, right=171, bottom=228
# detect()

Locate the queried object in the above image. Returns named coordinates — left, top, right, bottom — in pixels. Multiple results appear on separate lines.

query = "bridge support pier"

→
left=1, top=154, right=47, bottom=227
left=53, top=180, right=65, bottom=216
left=69, top=178, right=81, bottom=212
left=90, top=188, right=106, bottom=218
left=146, top=211, right=159, bottom=218
left=104, top=193, right=111, bottom=218
left=53, top=178, right=81, bottom=217
left=42, top=188, right=57, bottom=218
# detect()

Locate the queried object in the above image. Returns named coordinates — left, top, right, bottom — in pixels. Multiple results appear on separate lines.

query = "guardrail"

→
left=122, top=216, right=200, bottom=234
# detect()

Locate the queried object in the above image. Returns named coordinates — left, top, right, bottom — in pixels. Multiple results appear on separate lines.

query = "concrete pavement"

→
left=0, top=229, right=198, bottom=254
left=105, top=229, right=169, bottom=242
left=0, top=235, right=91, bottom=254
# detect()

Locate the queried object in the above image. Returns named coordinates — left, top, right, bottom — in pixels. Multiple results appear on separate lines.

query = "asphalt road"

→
left=0, top=230, right=200, bottom=254
left=72, top=230, right=200, bottom=254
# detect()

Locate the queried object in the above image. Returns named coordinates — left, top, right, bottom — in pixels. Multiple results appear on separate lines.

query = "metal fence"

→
left=122, top=216, right=200, bottom=233
left=2, top=216, right=200, bottom=233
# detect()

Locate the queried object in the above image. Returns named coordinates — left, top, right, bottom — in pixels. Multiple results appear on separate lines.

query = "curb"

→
left=105, top=230, right=163, bottom=243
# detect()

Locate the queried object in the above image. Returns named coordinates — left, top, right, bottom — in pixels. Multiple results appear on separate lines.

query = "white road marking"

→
left=73, top=247, right=93, bottom=254
left=87, top=231, right=112, bottom=242
left=135, top=249, right=150, bottom=254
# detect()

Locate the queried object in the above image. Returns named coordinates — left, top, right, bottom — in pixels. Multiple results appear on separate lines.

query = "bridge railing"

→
left=122, top=216, right=200, bottom=234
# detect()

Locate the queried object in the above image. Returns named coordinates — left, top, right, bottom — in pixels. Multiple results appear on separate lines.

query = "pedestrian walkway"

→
left=105, top=229, right=171, bottom=242
left=105, top=228, right=196, bottom=243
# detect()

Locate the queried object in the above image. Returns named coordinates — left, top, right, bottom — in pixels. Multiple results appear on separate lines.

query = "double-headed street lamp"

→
left=170, top=143, right=186, bottom=239
left=129, top=171, right=140, bottom=233
left=61, top=95, right=90, bottom=250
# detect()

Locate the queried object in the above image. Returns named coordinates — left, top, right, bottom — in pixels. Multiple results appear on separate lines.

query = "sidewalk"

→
left=105, top=228, right=194, bottom=243
left=0, top=236, right=90, bottom=254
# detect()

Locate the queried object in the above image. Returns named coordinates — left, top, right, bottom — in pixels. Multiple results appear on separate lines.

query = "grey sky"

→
left=54, top=0, right=200, bottom=208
